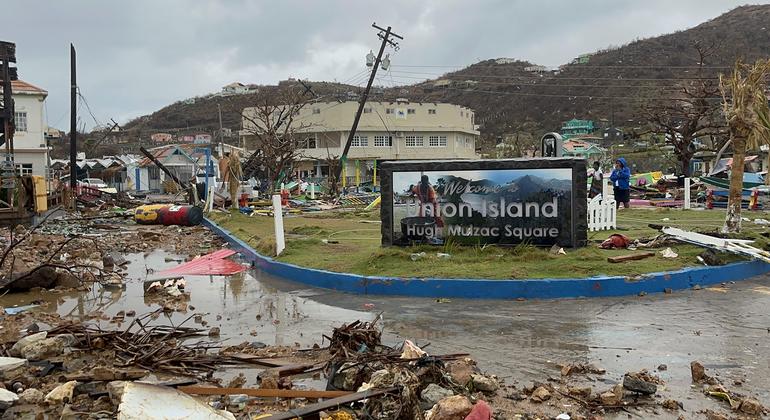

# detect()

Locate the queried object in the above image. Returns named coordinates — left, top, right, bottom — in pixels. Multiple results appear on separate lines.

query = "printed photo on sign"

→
left=392, top=168, right=572, bottom=245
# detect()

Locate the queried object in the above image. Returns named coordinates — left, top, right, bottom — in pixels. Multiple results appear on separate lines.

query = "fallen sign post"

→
left=661, top=226, right=770, bottom=263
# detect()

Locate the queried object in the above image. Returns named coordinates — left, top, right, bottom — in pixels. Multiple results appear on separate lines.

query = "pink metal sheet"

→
left=158, top=249, right=246, bottom=276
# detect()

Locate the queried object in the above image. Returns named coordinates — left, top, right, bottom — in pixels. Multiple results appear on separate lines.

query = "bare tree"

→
left=320, top=146, right=341, bottom=198
left=719, top=59, right=770, bottom=233
left=241, top=88, right=314, bottom=190
left=496, top=120, right=543, bottom=158
left=640, top=41, right=727, bottom=176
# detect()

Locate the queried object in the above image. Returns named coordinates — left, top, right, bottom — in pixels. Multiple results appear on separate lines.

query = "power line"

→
left=404, top=84, right=725, bottom=102
left=388, top=69, right=726, bottom=82
left=382, top=74, right=708, bottom=90
left=391, top=64, right=733, bottom=70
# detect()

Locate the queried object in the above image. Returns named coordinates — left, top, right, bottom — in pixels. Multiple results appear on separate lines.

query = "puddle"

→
left=0, top=249, right=372, bottom=353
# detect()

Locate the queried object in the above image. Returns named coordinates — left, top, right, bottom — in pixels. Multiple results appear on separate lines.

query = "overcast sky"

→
left=2, top=0, right=764, bottom=131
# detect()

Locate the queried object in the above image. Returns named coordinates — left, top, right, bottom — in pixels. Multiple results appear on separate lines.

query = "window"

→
left=466, top=137, right=472, bottom=148
left=374, top=135, right=392, bottom=147
left=313, top=108, right=320, bottom=114
left=352, top=135, right=368, bottom=147
left=405, top=135, right=423, bottom=147
left=363, top=108, right=373, bottom=114
left=14, top=112, right=27, bottom=132
left=407, top=109, right=416, bottom=115
left=15, top=163, right=32, bottom=176
left=460, top=111, right=464, bottom=117
left=386, top=108, right=394, bottom=114
left=428, top=109, right=436, bottom=115
left=296, top=136, right=317, bottom=149
left=429, top=135, right=447, bottom=147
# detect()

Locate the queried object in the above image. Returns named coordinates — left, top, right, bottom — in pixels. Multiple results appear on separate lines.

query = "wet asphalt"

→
left=2, top=249, right=768, bottom=417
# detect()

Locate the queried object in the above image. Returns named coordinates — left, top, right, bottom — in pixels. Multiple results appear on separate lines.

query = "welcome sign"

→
left=380, top=159, right=587, bottom=247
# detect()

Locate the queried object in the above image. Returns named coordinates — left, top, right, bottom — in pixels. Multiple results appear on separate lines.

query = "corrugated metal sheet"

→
left=157, top=249, right=245, bottom=276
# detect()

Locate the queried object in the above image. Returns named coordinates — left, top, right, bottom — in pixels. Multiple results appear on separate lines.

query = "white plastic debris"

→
left=410, top=252, right=426, bottom=261
left=0, top=357, right=27, bottom=373
left=754, top=218, right=770, bottom=225
left=400, top=339, right=427, bottom=359
left=0, top=388, right=18, bottom=409
left=117, top=382, right=235, bottom=420
left=661, top=218, right=670, bottom=221
left=660, top=247, right=679, bottom=259
left=556, top=414, right=571, bottom=420
left=436, top=253, right=451, bottom=259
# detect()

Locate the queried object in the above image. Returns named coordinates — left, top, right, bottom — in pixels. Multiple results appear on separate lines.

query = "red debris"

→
left=158, top=249, right=245, bottom=276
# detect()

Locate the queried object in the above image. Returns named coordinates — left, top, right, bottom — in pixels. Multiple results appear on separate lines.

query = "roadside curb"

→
left=203, top=218, right=770, bottom=299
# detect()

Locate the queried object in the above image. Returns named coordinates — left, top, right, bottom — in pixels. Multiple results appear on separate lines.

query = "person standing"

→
left=610, top=157, right=631, bottom=209
left=589, top=161, right=604, bottom=198
left=410, top=175, right=444, bottom=227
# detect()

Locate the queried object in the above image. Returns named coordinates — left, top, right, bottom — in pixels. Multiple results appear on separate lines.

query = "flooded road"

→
left=2, top=248, right=769, bottom=416
left=0, top=250, right=374, bottom=350
left=255, top=272, right=770, bottom=417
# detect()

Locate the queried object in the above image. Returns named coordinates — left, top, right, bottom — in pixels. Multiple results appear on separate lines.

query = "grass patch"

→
left=210, top=207, right=770, bottom=280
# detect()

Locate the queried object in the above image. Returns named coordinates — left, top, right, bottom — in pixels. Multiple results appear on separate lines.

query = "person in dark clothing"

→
left=410, top=175, right=444, bottom=227
left=589, top=161, right=604, bottom=198
left=610, top=157, right=631, bottom=208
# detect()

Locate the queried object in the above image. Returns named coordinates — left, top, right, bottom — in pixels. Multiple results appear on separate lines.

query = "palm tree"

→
left=720, top=59, right=770, bottom=233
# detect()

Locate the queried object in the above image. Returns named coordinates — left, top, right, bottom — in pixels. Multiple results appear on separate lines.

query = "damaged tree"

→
left=241, top=88, right=314, bottom=191
left=720, top=59, right=770, bottom=233
left=640, top=42, right=726, bottom=176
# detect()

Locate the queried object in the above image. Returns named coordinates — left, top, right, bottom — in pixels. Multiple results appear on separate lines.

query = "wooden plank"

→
left=267, top=387, right=399, bottom=420
left=607, top=252, right=655, bottom=263
left=178, top=386, right=352, bottom=399
left=229, top=353, right=296, bottom=368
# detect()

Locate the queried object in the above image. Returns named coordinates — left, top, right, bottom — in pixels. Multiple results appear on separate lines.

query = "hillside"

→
left=120, top=5, right=770, bottom=147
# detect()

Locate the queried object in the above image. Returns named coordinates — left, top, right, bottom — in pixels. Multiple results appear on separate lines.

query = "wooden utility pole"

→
left=334, top=23, right=402, bottom=189
left=69, top=44, right=77, bottom=193
left=0, top=41, right=17, bottom=171
left=217, top=103, right=223, bottom=157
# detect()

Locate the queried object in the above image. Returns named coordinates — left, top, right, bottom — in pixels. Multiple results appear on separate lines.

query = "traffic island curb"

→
left=203, top=218, right=770, bottom=299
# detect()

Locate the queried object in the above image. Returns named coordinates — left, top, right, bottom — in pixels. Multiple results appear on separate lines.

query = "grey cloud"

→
left=1, top=0, right=761, bottom=130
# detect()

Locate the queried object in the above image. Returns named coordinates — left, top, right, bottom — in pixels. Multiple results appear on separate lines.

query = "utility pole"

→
left=334, top=23, right=402, bottom=189
left=0, top=41, right=17, bottom=176
left=217, top=103, right=223, bottom=157
left=69, top=44, right=77, bottom=194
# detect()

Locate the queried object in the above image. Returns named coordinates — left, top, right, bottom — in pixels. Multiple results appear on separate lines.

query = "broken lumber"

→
left=178, top=386, right=352, bottom=399
left=267, top=387, right=399, bottom=420
left=607, top=252, right=655, bottom=263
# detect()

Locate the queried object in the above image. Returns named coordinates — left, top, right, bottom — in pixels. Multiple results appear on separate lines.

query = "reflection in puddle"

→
left=0, top=249, right=372, bottom=350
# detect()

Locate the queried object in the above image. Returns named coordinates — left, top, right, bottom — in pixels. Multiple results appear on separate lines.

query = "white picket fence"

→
left=588, top=194, right=617, bottom=231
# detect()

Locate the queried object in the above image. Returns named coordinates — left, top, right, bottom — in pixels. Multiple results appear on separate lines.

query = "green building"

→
left=560, top=119, right=595, bottom=139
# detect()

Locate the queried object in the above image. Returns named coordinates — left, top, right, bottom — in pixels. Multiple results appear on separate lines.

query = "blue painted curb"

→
left=203, top=218, right=770, bottom=299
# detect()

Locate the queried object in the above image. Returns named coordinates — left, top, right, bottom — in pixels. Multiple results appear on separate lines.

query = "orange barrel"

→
left=135, top=205, right=204, bottom=226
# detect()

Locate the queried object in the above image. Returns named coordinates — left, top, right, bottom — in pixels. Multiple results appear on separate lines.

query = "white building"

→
left=3, top=80, right=49, bottom=177
left=222, top=82, right=248, bottom=95
left=241, top=100, right=480, bottom=181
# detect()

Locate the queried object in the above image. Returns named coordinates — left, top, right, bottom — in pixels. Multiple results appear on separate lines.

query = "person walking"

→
left=610, top=157, right=631, bottom=208
left=589, top=161, right=604, bottom=198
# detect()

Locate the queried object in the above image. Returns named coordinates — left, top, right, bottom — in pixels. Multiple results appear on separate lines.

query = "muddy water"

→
left=255, top=273, right=770, bottom=417
left=0, top=249, right=373, bottom=349
left=3, top=249, right=769, bottom=416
